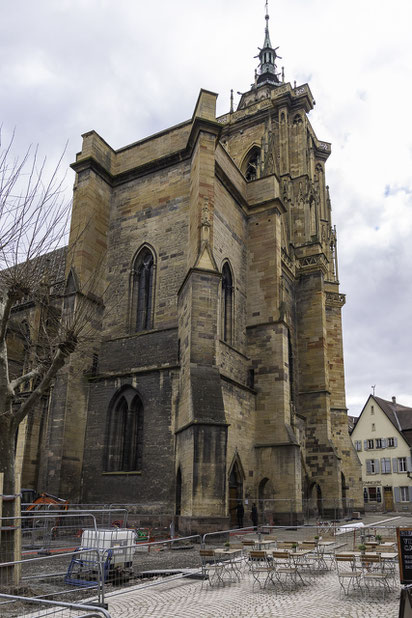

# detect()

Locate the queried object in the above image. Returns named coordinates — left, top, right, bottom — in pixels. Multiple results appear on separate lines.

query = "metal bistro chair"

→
left=272, top=550, right=305, bottom=590
left=379, top=552, right=398, bottom=588
left=199, top=549, right=226, bottom=588
left=249, top=550, right=276, bottom=591
left=335, top=554, right=362, bottom=598
left=295, top=542, right=320, bottom=579
left=360, top=554, right=392, bottom=600
left=277, top=541, right=296, bottom=550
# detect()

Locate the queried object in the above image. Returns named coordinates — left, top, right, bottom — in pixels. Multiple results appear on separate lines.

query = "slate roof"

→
left=374, top=396, right=412, bottom=446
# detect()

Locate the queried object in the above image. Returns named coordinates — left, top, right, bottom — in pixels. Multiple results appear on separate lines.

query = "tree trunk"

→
left=0, top=417, right=22, bottom=587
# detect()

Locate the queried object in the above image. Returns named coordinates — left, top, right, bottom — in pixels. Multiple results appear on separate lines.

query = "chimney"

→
left=392, top=396, right=397, bottom=404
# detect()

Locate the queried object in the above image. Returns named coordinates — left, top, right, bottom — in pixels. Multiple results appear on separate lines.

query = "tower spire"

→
left=264, top=0, right=271, bottom=48
left=256, top=0, right=282, bottom=88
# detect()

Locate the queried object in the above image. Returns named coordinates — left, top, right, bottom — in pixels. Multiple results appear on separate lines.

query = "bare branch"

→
left=12, top=338, right=75, bottom=428
left=9, top=366, right=43, bottom=396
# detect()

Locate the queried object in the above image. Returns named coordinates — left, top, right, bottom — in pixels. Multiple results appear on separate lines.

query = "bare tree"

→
left=0, top=131, right=100, bottom=578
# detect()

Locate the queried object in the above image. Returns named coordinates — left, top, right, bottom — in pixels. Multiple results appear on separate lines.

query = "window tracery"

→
left=105, top=387, right=143, bottom=472
left=131, top=246, right=155, bottom=332
left=221, top=262, right=233, bottom=344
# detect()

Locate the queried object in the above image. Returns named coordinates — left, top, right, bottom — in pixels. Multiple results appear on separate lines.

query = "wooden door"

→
left=383, top=486, right=394, bottom=511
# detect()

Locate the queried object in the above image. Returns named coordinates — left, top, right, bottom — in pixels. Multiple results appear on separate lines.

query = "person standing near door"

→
left=236, top=502, right=244, bottom=528
left=251, top=503, right=258, bottom=529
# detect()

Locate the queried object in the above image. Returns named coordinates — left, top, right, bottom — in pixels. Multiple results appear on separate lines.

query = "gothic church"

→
left=13, top=8, right=362, bottom=530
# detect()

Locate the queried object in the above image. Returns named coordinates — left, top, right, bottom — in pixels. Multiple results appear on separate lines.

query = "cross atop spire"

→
left=256, top=1, right=282, bottom=88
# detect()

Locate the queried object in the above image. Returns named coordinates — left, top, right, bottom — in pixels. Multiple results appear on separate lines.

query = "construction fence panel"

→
left=19, top=510, right=129, bottom=555
left=0, top=593, right=111, bottom=617
left=0, top=548, right=104, bottom=612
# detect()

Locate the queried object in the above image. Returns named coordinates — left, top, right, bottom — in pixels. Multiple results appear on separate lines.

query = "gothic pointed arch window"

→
left=221, top=261, right=233, bottom=344
left=105, top=387, right=144, bottom=472
left=242, top=146, right=261, bottom=181
left=64, top=269, right=78, bottom=314
left=131, top=246, right=155, bottom=332
left=288, top=328, right=295, bottom=404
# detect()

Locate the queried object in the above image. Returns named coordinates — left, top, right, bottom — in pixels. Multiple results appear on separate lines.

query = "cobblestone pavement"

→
left=104, top=565, right=401, bottom=618
left=102, top=513, right=407, bottom=618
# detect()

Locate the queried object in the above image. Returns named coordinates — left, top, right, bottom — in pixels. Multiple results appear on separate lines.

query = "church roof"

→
left=1, top=246, right=68, bottom=306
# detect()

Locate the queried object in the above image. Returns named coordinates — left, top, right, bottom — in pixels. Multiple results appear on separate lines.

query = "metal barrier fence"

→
left=254, top=498, right=356, bottom=526
left=0, top=593, right=111, bottom=617
left=18, top=510, right=127, bottom=555
left=202, top=526, right=255, bottom=547
left=0, top=520, right=401, bottom=615
left=0, top=531, right=202, bottom=615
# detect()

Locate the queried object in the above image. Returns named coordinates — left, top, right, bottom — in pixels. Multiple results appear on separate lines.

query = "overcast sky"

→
left=1, top=0, right=411, bottom=415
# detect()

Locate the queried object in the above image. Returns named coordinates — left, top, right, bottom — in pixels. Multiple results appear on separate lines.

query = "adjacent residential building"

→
left=350, top=395, right=412, bottom=512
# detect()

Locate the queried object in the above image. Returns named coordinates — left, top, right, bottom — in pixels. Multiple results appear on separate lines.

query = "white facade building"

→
left=350, top=395, right=412, bottom=512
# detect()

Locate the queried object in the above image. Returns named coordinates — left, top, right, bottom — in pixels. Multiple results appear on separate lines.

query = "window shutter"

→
left=408, top=458, right=412, bottom=473
left=394, top=438, right=398, bottom=447
left=394, top=487, right=400, bottom=503
left=364, top=440, right=368, bottom=450
left=374, top=459, right=380, bottom=474
left=408, top=487, right=412, bottom=502
left=392, top=458, right=398, bottom=473
left=380, top=458, right=386, bottom=473
left=382, top=438, right=387, bottom=448
left=366, top=460, right=372, bottom=475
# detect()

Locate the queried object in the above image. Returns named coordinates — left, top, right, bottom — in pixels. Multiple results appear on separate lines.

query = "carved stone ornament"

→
left=297, top=253, right=328, bottom=276
left=325, top=292, right=346, bottom=307
left=201, top=197, right=211, bottom=227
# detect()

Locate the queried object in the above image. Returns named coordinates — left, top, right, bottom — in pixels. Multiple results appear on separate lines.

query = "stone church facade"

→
left=12, top=11, right=362, bottom=530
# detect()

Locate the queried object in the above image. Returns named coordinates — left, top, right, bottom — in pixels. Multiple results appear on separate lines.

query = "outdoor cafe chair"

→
left=242, top=539, right=256, bottom=548
left=335, top=554, right=362, bottom=598
left=293, top=543, right=320, bottom=578
left=264, top=535, right=277, bottom=548
left=199, top=549, right=226, bottom=587
left=249, top=550, right=277, bottom=591
left=360, top=555, right=392, bottom=600
left=272, top=550, right=305, bottom=589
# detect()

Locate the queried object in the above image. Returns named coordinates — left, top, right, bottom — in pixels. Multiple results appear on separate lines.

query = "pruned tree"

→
left=0, top=130, right=101, bottom=579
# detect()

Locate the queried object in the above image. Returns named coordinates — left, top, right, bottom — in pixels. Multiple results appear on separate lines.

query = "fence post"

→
left=98, top=549, right=106, bottom=607
left=0, top=473, right=22, bottom=586
left=13, top=474, right=22, bottom=586
left=0, top=473, right=2, bottom=559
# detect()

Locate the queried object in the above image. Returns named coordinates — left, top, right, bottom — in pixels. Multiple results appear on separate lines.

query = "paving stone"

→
left=104, top=564, right=401, bottom=618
